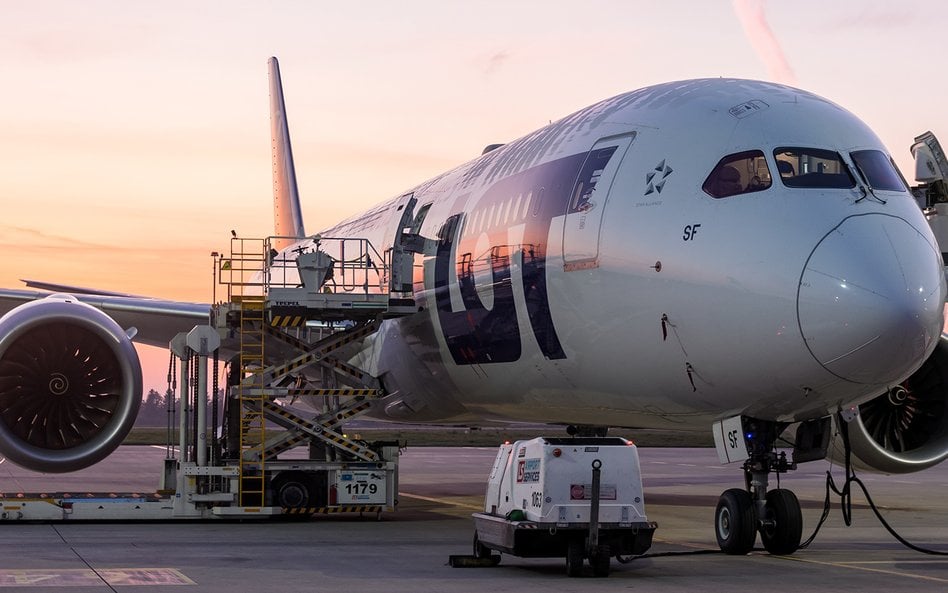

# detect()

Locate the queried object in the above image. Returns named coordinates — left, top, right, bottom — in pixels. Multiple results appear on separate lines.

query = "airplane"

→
left=1, top=57, right=947, bottom=557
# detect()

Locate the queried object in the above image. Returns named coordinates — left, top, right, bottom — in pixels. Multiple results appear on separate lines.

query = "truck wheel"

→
left=473, top=531, right=491, bottom=559
left=591, top=545, right=611, bottom=578
left=272, top=471, right=317, bottom=508
left=566, top=538, right=584, bottom=577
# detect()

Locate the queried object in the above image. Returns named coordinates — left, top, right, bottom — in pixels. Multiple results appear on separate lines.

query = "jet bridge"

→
left=913, top=132, right=948, bottom=261
left=906, top=131, right=948, bottom=295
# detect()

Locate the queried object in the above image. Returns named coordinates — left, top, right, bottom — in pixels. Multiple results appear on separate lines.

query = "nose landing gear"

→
left=714, top=420, right=803, bottom=555
left=759, top=488, right=803, bottom=554
left=715, top=489, right=756, bottom=554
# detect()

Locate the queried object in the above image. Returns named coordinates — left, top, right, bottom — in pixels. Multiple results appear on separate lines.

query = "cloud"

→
left=0, top=226, right=113, bottom=250
left=828, top=6, right=916, bottom=30
left=0, top=225, right=215, bottom=301
left=0, top=225, right=204, bottom=258
left=732, top=0, right=797, bottom=85
left=481, top=50, right=512, bottom=76
left=10, top=27, right=148, bottom=64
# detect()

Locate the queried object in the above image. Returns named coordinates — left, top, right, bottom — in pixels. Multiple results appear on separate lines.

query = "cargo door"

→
left=562, top=133, right=635, bottom=270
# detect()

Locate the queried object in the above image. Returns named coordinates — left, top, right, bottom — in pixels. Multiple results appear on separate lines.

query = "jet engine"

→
left=831, top=335, right=948, bottom=474
left=0, top=295, right=141, bottom=473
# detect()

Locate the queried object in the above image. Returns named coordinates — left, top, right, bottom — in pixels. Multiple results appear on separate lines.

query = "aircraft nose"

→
left=797, top=214, right=945, bottom=385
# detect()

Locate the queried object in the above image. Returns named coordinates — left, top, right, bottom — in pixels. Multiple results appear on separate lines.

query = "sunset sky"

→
left=1, top=0, right=946, bottom=390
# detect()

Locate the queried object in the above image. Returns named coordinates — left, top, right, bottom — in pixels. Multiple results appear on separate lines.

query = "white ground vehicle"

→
left=471, top=437, right=657, bottom=577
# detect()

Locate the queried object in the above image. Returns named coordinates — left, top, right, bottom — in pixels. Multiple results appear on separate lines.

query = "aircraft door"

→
left=562, top=133, right=635, bottom=269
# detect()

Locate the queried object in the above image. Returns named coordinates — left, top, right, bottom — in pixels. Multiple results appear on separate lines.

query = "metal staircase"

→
left=236, top=294, right=267, bottom=506
left=222, top=237, right=270, bottom=506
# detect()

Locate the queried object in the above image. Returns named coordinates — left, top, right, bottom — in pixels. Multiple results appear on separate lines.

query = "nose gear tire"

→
left=715, top=488, right=757, bottom=554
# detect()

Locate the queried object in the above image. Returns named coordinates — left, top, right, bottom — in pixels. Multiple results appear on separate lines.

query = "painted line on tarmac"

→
left=781, top=555, right=948, bottom=583
left=0, top=568, right=193, bottom=587
left=844, top=560, right=948, bottom=565
left=399, top=492, right=482, bottom=511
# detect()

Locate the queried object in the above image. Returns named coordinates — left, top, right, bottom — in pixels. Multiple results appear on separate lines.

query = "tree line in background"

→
left=135, top=388, right=224, bottom=427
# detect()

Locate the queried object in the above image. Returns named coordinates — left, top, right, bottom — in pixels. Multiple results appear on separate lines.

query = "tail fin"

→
left=268, top=56, right=306, bottom=250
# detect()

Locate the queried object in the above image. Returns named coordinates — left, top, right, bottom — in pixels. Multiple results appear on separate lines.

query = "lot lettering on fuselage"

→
left=431, top=147, right=619, bottom=365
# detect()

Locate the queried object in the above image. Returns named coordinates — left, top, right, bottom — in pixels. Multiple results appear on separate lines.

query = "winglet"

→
left=268, top=56, right=306, bottom=250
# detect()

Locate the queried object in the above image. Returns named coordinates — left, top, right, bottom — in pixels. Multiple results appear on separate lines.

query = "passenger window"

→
left=774, top=148, right=855, bottom=188
left=521, top=191, right=532, bottom=219
left=532, top=188, right=544, bottom=216
left=850, top=150, right=907, bottom=192
left=702, top=150, right=772, bottom=198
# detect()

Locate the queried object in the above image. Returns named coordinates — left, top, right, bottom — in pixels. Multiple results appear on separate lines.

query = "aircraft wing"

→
left=0, top=287, right=210, bottom=348
left=19, top=279, right=149, bottom=298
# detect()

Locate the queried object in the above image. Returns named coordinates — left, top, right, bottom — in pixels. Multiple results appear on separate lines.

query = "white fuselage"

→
left=282, top=79, right=945, bottom=430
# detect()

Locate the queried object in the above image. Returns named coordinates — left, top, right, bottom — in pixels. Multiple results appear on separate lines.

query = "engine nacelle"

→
left=830, top=335, right=948, bottom=474
left=0, top=295, right=141, bottom=473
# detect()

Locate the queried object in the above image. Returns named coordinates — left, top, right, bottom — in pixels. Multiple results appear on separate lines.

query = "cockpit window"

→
left=702, top=150, right=772, bottom=198
left=850, top=150, right=907, bottom=192
left=774, top=148, right=855, bottom=189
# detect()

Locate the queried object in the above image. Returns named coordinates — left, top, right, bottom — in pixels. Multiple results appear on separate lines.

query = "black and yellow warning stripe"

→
left=266, top=352, right=319, bottom=380
left=260, top=399, right=372, bottom=429
left=320, top=357, right=371, bottom=383
left=262, top=321, right=381, bottom=381
left=307, top=401, right=373, bottom=429
left=317, top=430, right=377, bottom=459
left=270, top=314, right=306, bottom=328
left=263, top=434, right=307, bottom=458
left=309, top=321, right=380, bottom=357
left=332, top=401, right=373, bottom=421
left=260, top=401, right=377, bottom=460
left=262, top=324, right=311, bottom=351
left=281, top=388, right=379, bottom=398
left=283, top=505, right=383, bottom=515
left=262, top=401, right=309, bottom=424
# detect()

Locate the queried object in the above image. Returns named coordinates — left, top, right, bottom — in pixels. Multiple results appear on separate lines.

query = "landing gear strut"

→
left=714, top=419, right=803, bottom=555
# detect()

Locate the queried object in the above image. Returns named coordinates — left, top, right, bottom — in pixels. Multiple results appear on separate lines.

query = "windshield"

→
left=702, top=150, right=772, bottom=198
left=774, top=148, right=855, bottom=189
left=850, top=150, right=907, bottom=192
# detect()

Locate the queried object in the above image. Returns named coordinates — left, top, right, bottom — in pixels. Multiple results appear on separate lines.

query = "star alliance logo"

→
left=645, top=159, right=673, bottom=195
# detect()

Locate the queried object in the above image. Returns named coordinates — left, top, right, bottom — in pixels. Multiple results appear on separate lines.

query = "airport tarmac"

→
left=2, top=445, right=948, bottom=591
